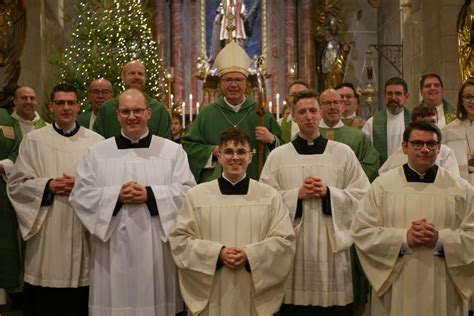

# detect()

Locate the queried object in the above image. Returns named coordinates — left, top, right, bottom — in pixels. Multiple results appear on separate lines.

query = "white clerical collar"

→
left=319, top=120, right=344, bottom=128
left=224, top=96, right=246, bottom=112
left=343, top=113, right=356, bottom=119
left=386, top=108, right=404, bottom=119
left=54, top=122, right=77, bottom=135
left=222, top=173, right=247, bottom=185
left=407, top=162, right=432, bottom=179
left=11, top=110, right=40, bottom=125
left=120, top=129, right=149, bottom=144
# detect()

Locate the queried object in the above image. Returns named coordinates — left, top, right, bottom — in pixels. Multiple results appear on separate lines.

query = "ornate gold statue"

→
left=457, top=0, right=474, bottom=83
left=315, top=0, right=352, bottom=90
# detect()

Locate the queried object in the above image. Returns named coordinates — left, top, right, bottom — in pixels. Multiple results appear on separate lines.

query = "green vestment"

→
left=320, top=126, right=380, bottom=182
left=77, top=106, right=93, bottom=128
left=182, top=97, right=281, bottom=183
left=93, top=94, right=172, bottom=139
left=0, top=108, right=22, bottom=288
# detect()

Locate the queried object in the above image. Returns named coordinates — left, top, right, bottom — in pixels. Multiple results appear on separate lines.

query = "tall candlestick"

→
left=276, top=93, right=280, bottom=120
left=189, top=94, right=193, bottom=122
left=196, top=101, right=200, bottom=114
left=182, top=101, right=186, bottom=127
left=268, top=101, right=272, bottom=113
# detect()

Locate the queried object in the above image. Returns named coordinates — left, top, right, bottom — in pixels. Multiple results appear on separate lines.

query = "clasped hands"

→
left=118, top=181, right=147, bottom=204
left=298, top=176, right=327, bottom=199
left=219, top=246, right=247, bottom=270
left=407, top=218, right=438, bottom=248
left=48, top=173, right=75, bottom=196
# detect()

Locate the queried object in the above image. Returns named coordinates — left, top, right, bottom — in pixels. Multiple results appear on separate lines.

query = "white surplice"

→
left=260, top=140, right=370, bottom=307
left=351, top=166, right=474, bottom=316
left=7, top=125, right=103, bottom=287
left=69, top=135, right=196, bottom=316
left=169, top=179, right=295, bottom=316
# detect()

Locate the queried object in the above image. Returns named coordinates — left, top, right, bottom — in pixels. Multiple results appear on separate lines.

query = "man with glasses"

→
left=77, top=78, right=113, bottom=129
left=419, top=73, right=456, bottom=128
left=319, top=88, right=379, bottom=181
left=352, top=120, right=474, bottom=316
left=171, top=127, right=295, bottom=316
left=7, top=83, right=103, bottom=315
left=182, top=41, right=281, bottom=183
left=93, top=60, right=172, bottom=140
left=362, top=77, right=411, bottom=164
left=379, top=104, right=459, bottom=175
left=336, top=82, right=366, bottom=129
left=70, top=88, right=196, bottom=315
left=260, top=89, right=369, bottom=315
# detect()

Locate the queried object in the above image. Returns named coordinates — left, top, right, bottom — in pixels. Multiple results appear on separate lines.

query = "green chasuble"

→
left=372, top=107, right=411, bottom=164
left=320, top=126, right=380, bottom=182
left=77, top=106, right=93, bottom=128
left=182, top=96, right=281, bottom=183
left=93, top=94, right=172, bottom=139
left=280, top=116, right=292, bottom=144
left=0, top=108, right=22, bottom=288
left=443, top=99, right=457, bottom=124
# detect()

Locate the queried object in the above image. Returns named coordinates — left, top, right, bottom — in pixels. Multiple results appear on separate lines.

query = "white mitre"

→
left=214, top=41, right=251, bottom=77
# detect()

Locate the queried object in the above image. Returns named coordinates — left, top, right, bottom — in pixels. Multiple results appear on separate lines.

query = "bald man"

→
left=93, top=60, right=172, bottom=140
left=11, top=86, right=47, bottom=137
left=77, top=78, right=113, bottom=129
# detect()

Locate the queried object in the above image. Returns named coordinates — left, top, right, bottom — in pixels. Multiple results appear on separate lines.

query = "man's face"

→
left=219, top=72, right=247, bottom=105
left=48, top=91, right=80, bottom=130
left=218, top=140, right=252, bottom=182
left=292, top=97, right=321, bottom=137
left=402, top=129, right=440, bottom=173
left=420, top=77, right=443, bottom=106
left=14, top=87, right=38, bottom=120
left=288, top=83, right=308, bottom=108
left=337, top=86, right=358, bottom=117
left=171, top=117, right=182, bottom=136
left=384, top=84, right=408, bottom=115
left=121, top=62, right=147, bottom=90
left=117, top=91, right=151, bottom=139
left=320, top=90, right=343, bottom=127
left=88, top=80, right=113, bottom=113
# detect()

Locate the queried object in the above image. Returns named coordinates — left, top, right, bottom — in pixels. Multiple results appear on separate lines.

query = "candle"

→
left=182, top=101, right=186, bottom=127
left=189, top=94, right=193, bottom=122
left=171, top=94, right=174, bottom=106
left=196, top=101, right=200, bottom=114
left=276, top=93, right=280, bottom=120
left=268, top=101, right=272, bottom=113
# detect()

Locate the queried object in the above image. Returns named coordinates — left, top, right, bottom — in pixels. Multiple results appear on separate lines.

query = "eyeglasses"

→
left=221, top=78, right=246, bottom=85
left=91, top=89, right=112, bottom=95
left=385, top=91, right=405, bottom=97
left=463, top=94, right=474, bottom=103
left=221, top=148, right=251, bottom=159
left=340, top=94, right=354, bottom=100
left=117, top=108, right=149, bottom=117
left=321, top=100, right=341, bottom=107
left=53, top=100, right=78, bottom=106
left=407, top=140, right=439, bottom=150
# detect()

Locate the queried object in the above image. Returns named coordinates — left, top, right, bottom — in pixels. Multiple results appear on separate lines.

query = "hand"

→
left=49, top=173, right=75, bottom=196
left=212, top=146, right=219, bottom=158
left=407, top=219, right=438, bottom=248
left=298, top=176, right=327, bottom=199
left=219, top=247, right=247, bottom=270
left=119, top=181, right=148, bottom=204
left=255, top=126, right=275, bottom=144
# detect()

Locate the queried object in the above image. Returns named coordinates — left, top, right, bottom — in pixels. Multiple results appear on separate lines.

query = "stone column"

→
left=285, top=0, right=298, bottom=91
left=170, top=0, right=184, bottom=103
left=299, top=0, right=315, bottom=87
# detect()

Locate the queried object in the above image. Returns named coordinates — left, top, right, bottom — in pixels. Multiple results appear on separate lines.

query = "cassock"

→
left=181, top=96, right=281, bottom=183
left=260, top=135, right=370, bottom=308
left=169, top=177, right=295, bottom=316
left=320, top=121, right=380, bottom=181
left=69, top=133, right=196, bottom=316
left=379, top=144, right=460, bottom=176
left=7, top=124, right=103, bottom=288
left=351, top=164, right=474, bottom=316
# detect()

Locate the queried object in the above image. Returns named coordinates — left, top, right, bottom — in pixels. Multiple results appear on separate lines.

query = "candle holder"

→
left=357, top=50, right=377, bottom=115
left=288, top=63, right=297, bottom=82
left=165, top=67, right=174, bottom=116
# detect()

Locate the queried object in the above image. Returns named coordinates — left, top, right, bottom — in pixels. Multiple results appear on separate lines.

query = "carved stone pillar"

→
left=299, top=0, right=315, bottom=87
left=170, top=0, right=184, bottom=103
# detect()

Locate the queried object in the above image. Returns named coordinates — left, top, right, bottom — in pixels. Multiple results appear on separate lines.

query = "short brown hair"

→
left=292, top=89, right=319, bottom=107
left=219, top=127, right=251, bottom=147
left=411, top=103, right=437, bottom=122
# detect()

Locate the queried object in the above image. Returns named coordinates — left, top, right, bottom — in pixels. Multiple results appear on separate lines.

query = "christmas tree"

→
left=54, top=0, right=167, bottom=104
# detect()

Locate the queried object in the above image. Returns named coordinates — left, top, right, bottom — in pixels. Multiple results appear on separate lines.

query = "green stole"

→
left=372, top=107, right=411, bottom=163
left=280, top=117, right=292, bottom=143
